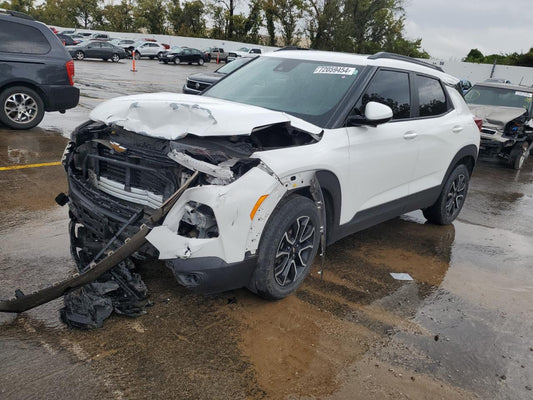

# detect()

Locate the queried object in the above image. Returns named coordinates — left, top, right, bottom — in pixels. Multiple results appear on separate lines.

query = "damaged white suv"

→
left=63, top=51, right=480, bottom=300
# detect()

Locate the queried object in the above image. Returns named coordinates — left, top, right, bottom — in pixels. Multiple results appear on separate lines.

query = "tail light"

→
left=66, top=60, right=75, bottom=86
left=473, top=116, right=483, bottom=132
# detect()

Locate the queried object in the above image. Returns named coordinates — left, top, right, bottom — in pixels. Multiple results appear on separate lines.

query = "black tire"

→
left=198, top=58, right=204, bottom=66
left=75, top=50, right=84, bottom=60
left=173, top=57, right=180, bottom=65
left=423, top=164, right=470, bottom=225
left=0, top=86, right=45, bottom=130
left=134, top=52, right=141, bottom=60
left=249, top=195, right=320, bottom=300
left=111, top=53, right=120, bottom=63
left=509, top=141, right=529, bottom=170
left=157, top=52, right=163, bottom=59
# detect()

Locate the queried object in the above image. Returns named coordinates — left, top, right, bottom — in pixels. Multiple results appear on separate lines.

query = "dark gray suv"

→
left=0, top=9, right=80, bottom=129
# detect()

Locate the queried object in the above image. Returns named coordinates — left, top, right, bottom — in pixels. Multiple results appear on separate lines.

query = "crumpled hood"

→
left=89, top=92, right=322, bottom=140
left=468, top=104, right=527, bottom=130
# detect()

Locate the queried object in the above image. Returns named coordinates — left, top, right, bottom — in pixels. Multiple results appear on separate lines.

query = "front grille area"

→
left=186, top=79, right=211, bottom=91
left=66, top=123, right=186, bottom=242
left=481, top=128, right=496, bottom=135
left=91, top=147, right=178, bottom=205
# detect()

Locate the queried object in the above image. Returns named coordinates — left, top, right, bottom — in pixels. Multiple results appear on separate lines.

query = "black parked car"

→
left=57, top=34, right=81, bottom=46
left=0, top=9, right=79, bottom=129
left=183, top=56, right=257, bottom=94
left=68, top=41, right=127, bottom=62
left=160, top=47, right=208, bottom=65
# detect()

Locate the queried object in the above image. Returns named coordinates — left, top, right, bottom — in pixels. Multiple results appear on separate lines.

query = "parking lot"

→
left=1, top=59, right=532, bottom=399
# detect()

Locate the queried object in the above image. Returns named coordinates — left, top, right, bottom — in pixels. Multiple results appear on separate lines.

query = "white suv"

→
left=63, top=50, right=480, bottom=300
left=133, top=41, right=166, bottom=59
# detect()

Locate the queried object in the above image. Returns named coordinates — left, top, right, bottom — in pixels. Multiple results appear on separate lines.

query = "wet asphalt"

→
left=0, top=59, right=532, bottom=400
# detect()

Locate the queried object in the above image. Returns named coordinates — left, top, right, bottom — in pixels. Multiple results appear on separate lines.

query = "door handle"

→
left=452, top=126, right=464, bottom=133
left=403, top=131, right=417, bottom=140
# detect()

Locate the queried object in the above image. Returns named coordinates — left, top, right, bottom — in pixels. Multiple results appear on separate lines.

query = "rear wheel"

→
left=509, top=141, right=529, bottom=170
left=249, top=196, right=320, bottom=300
left=423, top=164, right=469, bottom=225
left=75, top=51, right=84, bottom=60
left=0, top=86, right=45, bottom=130
left=173, top=57, right=180, bottom=65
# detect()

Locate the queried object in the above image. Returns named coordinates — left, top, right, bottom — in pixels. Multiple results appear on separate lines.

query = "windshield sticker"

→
left=515, top=91, right=532, bottom=98
left=314, top=66, right=357, bottom=75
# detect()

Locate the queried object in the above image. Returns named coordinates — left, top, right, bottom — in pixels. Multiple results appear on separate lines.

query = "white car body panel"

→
left=146, top=167, right=286, bottom=263
left=89, top=93, right=322, bottom=140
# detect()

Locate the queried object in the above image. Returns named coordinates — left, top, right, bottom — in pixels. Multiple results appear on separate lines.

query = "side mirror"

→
left=347, top=101, right=393, bottom=127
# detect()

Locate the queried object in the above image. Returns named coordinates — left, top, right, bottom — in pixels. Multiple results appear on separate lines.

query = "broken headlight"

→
left=178, top=201, right=219, bottom=238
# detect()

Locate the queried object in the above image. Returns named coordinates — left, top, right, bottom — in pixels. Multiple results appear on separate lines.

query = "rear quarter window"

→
left=0, top=21, right=51, bottom=55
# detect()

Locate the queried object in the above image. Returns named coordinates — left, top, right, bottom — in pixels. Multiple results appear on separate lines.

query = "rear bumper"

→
left=166, top=255, right=258, bottom=294
left=42, top=84, right=80, bottom=111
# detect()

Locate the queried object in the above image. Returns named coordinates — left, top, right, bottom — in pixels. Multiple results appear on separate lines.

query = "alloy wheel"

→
left=4, top=92, right=38, bottom=124
left=274, top=216, right=316, bottom=287
left=445, top=173, right=466, bottom=217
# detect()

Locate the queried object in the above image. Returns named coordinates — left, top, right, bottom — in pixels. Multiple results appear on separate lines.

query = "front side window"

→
left=416, top=75, right=448, bottom=117
left=0, top=21, right=51, bottom=54
left=204, top=57, right=362, bottom=126
left=355, top=70, right=411, bottom=120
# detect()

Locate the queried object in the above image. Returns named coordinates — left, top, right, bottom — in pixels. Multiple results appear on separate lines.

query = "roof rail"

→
left=274, top=46, right=309, bottom=52
left=0, top=8, right=34, bottom=20
left=368, top=52, right=443, bottom=72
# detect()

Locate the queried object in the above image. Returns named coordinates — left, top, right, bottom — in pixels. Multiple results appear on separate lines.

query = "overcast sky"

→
left=403, top=0, right=532, bottom=60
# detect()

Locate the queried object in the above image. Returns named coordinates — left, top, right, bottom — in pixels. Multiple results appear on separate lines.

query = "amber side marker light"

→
left=250, top=195, right=269, bottom=220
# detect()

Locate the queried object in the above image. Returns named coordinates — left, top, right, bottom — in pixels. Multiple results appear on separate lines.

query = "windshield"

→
left=170, top=46, right=183, bottom=52
left=237, top=47, right=249, bottom=52
left=204, top=57, right=362, bottom=126
left=216, top=57, right=255, bottom=74
left=465, top=85, right=533, bottom=115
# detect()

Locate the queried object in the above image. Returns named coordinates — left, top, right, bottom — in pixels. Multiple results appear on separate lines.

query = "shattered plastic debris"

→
left=61, top=259, right=150, bottom=329
left=390, top=273, right=414, bottom=281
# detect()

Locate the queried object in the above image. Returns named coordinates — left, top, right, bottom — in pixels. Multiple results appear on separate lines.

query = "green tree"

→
left=33, top=0, right=80, bottom=28
left=207, top=3, right=226, bottom=39
left=262, top=0, right=277, bottom=46
left=102, top=0, right=135, bottom=32
left=134, top=0, right=167, bottom=34
left=274, top=0, right=306, bottom=46
left=1, top=0, right=34, bottom=13
left=167, top=0, right=183, bottom=34
left=464, top=48, right=484, bottom=63
left=306, top=0, right=342, bottom=50
left=176, top=0, right=205, bottom=37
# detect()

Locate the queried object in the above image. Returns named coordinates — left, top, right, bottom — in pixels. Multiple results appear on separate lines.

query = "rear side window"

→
left=0, top=21, right=51, bottom=54
left=356, top=70, right=411, bottom=120
left=416, top=75, right=447, bottom=117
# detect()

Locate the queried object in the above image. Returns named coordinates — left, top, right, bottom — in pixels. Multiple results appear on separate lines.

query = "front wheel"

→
left=134, top=52, right=141, bottom=60
left=0, top=86, right=45, bottom=130
left=509, top=141, right=529, bottom=170
left=173, top=57, right=180, bottom=65
left=198, top=58, right=204, bottom=66
left=111, top=53, right=120, bottom=63
left=249, top=196, right=320, bottom=300
left=423, top=164, right=470, bottom=225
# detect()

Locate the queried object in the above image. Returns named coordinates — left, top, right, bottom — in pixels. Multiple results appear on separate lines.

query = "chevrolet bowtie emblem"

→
left=110, top=141, right=127, bottom=153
